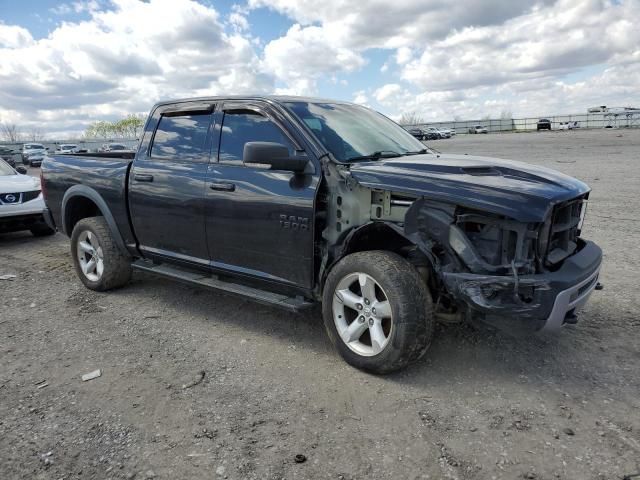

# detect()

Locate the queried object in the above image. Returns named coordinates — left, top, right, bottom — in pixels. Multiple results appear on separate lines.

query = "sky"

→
left=0, top=0, right=638, bottom=137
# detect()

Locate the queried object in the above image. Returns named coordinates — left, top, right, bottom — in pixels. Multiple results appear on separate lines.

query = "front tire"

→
left=70, top=217, right=131, bottom=291
left=322, top=250, right=434, bottom=374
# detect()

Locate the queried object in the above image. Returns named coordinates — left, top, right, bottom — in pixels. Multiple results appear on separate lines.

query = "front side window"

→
left=150, top=113, right=211, bottom=161
left=218, top=111, right=294, bottom=164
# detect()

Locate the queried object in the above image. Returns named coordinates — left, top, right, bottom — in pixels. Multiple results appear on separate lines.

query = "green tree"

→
left=84, top=115, right=144, bottom=139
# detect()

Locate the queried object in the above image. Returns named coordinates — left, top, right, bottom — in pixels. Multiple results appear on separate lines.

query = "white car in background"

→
left=468, top=125, right=489, bottom=134
left=437, top=128, right=452, bottom=138
left=56, top=144, right=78, bottom=154
left=21, top=143, right=47, bottom=165
left=0, top=159, right=54, bottom=237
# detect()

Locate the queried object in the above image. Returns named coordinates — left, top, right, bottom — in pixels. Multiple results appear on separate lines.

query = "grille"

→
left=545, top=197, right=585, bottom=266
left=22, top=190, right=41, bottom=202
left=0, top=192, right=21, bottom=204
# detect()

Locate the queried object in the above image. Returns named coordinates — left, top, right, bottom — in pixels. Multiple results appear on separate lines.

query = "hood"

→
left=349, top=153, right=589, bottom=222
left=0, top=173, right=41, bottom=194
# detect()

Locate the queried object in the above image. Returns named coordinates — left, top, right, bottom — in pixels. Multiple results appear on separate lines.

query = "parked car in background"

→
left=422, top=127, right=442, bottom=139
left=558, top=122, right=579, bottom=130
left=24, top=150, right=46, bottom=167
left=56, top=144, right=78, bottom=154
left=407, top=127, right=426, bottom=140
left=448, top=128, right=456, bottom=136
left=436, top=128, right=452, bottom=139
left=468, top=125, right=488, bottom=134
left=406, top=127, right=439, bottom=141
left=22, top=143, right=47, bottom=164
left=0, top=158, right=54, bottom=236
left=0, top=146, right=17, bottom=167
left=22, top=150, right=47, bottom=167
left=537, top=119, right=552, bottom=131
left=100, top=143, right=132, bottom=152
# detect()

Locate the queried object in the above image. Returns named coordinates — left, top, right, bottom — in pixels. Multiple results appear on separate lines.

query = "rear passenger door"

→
left=129, top=102, right=214, bottom=266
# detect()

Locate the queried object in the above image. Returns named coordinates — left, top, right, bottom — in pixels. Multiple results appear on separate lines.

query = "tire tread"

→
left=71, top=216, right=131, bottom=291
left=322, top=250, right=434, bottom=374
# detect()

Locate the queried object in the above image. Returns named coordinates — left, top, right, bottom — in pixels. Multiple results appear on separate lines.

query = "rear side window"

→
left=218, top=111, right=294, bottom=164
left=150, top=113, right=211, bottom=161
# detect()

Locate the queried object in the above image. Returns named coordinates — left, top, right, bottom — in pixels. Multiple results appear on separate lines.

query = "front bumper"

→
left=27, top=158, right=44, bottom=166
left=0, top=196, right=50, bottom=233
left=443, top=240, right=602, bottom=333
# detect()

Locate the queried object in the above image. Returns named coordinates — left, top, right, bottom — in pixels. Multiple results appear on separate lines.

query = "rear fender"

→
left=61, top=185, right=129, bottom=257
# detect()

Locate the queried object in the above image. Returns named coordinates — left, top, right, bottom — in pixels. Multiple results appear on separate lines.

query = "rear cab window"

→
left=150, top=113, right=212, bottom=162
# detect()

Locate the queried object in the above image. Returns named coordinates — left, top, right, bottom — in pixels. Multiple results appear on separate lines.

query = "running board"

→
left=131, top=260, right=315, bottom=313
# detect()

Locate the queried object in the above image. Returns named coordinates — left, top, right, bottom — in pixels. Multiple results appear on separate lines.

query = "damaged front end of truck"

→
left=318, top=154, right=603, bottom=334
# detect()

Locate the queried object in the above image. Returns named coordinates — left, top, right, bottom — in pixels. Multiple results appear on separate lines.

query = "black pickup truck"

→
left=41, top=96, right=602, bottom=373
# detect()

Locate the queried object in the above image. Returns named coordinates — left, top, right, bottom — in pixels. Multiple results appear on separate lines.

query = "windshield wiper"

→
left=402, top=149, right=428, bottom=155
left=347, top=150, right=403, bottom=162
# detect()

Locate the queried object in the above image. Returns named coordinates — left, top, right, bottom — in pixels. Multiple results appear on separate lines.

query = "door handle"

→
left=134, top=174, right=154, bottom=182
left=210, top=182, right=236, bottom=192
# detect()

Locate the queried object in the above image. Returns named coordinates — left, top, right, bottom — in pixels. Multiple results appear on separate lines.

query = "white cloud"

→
left=249, top=0, right=554, bottom=49
left=262, top=24, right=366, bottom=95
left=2, top=0, right=640, bottom=136
left=401, top=0, right=640, bottom=92
left=0, top=24, right=34, bottom=49
left=395, top=46, right=412, bottom=65
left=0, top=0, right=271, bottom=136
left=253, top=0, right=640, bottom=119
left=352, top=90, right=368, bottom=104
left=229, top=12, right=250, bottom=32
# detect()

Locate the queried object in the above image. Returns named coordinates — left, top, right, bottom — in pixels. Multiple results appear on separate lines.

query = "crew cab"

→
left=41, top=96, right=603, bottom=373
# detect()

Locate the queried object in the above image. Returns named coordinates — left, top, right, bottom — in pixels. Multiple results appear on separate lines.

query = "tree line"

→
left=0, top=115, right=145, bottom=143
left=0, top=122, right=45, bottom=142
left=83, top=115, right=145, bottom=139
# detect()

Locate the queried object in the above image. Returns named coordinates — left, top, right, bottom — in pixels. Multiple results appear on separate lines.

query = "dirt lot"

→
left=1, top=129, right=639, bottom=480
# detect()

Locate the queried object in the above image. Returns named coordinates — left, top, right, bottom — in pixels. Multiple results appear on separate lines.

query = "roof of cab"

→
left=152, top=95, right=354, bottom=109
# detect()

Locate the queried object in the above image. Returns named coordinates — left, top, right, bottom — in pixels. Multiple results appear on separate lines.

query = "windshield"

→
left=284, top=101, right=427, bottom=162
left=110, top=144, right=126, bottom=150
left=61, top=144, right=76, bottom=149
left=25, top=144, right=44, bottom=150
left=0, top=159, right=15, bottom=175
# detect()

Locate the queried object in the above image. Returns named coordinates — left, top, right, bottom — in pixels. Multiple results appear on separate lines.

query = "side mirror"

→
left=16, top=166, right=27, bottom=174
left=243, top=142, right=307, bottom=173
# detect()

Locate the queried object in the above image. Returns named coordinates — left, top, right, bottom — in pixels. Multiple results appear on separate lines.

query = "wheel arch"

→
left=320, top=221, right=424, bottom=294
left=61, top=185, right=129, bottom=256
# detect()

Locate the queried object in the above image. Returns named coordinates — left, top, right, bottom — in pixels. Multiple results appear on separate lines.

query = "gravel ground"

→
left=1, top=129, right=639, bottom=480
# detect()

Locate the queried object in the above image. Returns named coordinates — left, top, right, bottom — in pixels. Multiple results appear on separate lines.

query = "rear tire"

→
left=70, top=216, right=131, bottom=291
left=322, top=250, right=434, bottom=374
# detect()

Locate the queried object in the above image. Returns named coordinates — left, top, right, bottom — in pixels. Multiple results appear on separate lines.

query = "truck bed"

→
left=42, top=153, right=137, bottom=249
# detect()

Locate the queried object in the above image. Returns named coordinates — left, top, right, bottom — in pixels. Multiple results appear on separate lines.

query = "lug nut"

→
left=358, top=316, right=365, bottom=323
left=372, top=307, right=376, bottom=315
left=364, top=298, right=370, bottom=305
left=356, top=304, right=363, bottom=310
